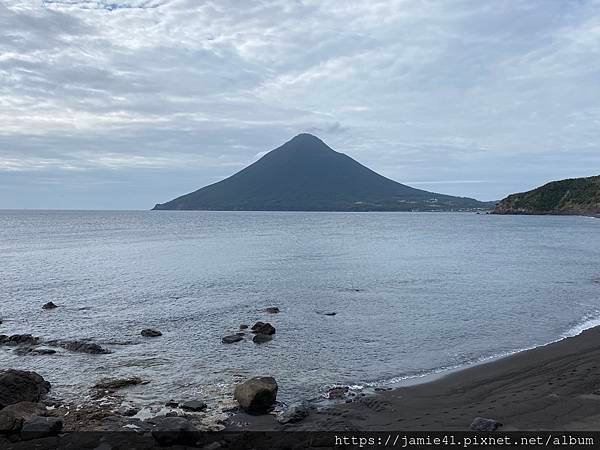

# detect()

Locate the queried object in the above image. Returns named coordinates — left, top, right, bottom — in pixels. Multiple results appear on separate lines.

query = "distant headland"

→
left=153, top=134, right=493, bottom=212
left=493, top=175, right=600, bottom=216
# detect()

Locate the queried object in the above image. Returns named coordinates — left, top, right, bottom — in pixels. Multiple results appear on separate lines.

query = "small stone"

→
left=141, top=329, right=162, bottom=337
left=42, top=302, right=58, bottom=310
left=265, top=307, right=280, bottom=314
left=470, top=417, right=502, bottom=431
left=252, top=333, right=273, bottom=344
left=93, top=377, right=145, bottom=391
left=221, top=335, right=243, bottom=344
left=277, top=403, right=312, bottom=424
left=119, top=406, right=139, bottom=417
left=180, top=400, right=207, bottom=412
left=327, top=386, right=349, bottom=399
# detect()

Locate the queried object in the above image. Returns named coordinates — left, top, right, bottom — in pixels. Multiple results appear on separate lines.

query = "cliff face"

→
left=493, top=175, right=600, bottom=215
left=153, top=133, right=493, bottom=212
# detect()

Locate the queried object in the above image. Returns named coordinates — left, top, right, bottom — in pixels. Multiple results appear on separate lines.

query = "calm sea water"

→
left=1, top=210, right=599, bottom=412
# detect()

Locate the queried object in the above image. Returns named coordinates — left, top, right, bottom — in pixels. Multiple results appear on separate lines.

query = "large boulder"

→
left=20, top=416, right=63, bottom=440
left=0, top=370, right=50, bottom=409
left=250, top=322, right=276, bottom=335
left=151, top=417, right=198, bottom=446
left=233, top=377, right=278, bottom=415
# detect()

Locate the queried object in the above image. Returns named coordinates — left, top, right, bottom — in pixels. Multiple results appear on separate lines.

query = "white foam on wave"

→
left=561, top=309, right=600, bottom=338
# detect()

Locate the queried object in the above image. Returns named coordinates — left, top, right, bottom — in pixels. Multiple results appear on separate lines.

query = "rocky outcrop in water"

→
left=141, top=329, right=162, bottom=337
left=252, top=333, right=273, bottom=344
left=181, top=400, right=207, bottom=412
left=234, top=377, right=278, bottom=415
left=42, top=302, right=58, bottom=310
left=0, top=370, right=50, bottom=409
left=221, top=334, right=243, bottom=344
left=0, top=334, right=39, bottom=347
left=46, top=340, right=110, bottom=354
left=265, top=307, right=280, bottom=314
left=250, top=322, right=276, bottom=335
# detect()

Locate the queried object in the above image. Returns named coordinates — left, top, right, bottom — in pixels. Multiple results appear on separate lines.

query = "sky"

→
left=1, top=0, right=600, bottom=209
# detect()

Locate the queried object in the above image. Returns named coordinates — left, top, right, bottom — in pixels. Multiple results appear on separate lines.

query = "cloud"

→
left=1, top=0, right=600, bottom=208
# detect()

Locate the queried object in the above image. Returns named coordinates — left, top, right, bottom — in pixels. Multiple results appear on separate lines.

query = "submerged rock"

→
left=250, top=322, right=276, bottom=335
left=327, top=386, right=349, bottom=399
left=20, top=416, right=63, bottom=440
left=46, top=340, right=110, bottom=354
left=221, top=335, right=243, bottom=344
left=165, top=400, right=179, bottom=408
left=0, top=370, right=50, bottom=409
left=94, top=377, right=145, bottom=391
left=470, top=417, right=502, bottom=431
left=252, top=333, right=273, bottom=344
left=42, top=302, right=58, bottom=310
left=239, top=324, right=249, bottom=330
left=233, top=376, right=278, bottom=415
left=180, top=400, right=207, bottom=412
left=265, top=307, right=280, bottom=314
left=13, top=347, right=56, bottom=356
left=141, top=329, right=162, bottom=337
left=0, top=334, right=39, bottom=347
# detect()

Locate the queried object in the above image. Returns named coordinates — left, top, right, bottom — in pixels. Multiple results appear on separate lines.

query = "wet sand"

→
left=230, top=326, right=600, bottom=431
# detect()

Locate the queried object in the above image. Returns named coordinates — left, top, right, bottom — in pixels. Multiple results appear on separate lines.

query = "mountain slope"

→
left=492, top=175, right=600, bottom=215
left=153, top=134, right=492, bottom=211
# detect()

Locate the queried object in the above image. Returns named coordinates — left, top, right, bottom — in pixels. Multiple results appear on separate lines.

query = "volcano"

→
left=153, top=134, right=491, bottom=211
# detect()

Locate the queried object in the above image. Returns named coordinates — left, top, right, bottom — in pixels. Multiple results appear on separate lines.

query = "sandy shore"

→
left=229, top=326, right=600, bottom=431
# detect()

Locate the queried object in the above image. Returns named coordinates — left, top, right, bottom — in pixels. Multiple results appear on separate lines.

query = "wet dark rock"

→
left=42, top=302, right=58, bottom=310
left=181, top=400, right=207, bottom=412
left=151, top=417, right=198, bottom=446
left=234, top=377, right=278, bottom=415
left=94, top=377, right=145, bottom=391
left=118, top=406, right=139, bottom=417
left=250, top=322, right=275, bottom=335
left=252, top=333, right=273, bottom=344
left=277, top=403, right=312, bottom=424
left=165, top=411, right=178, bottom=417
left=165, top=400, right=179, bottom=408
left=221, top=334, right=243, bottom=344
left=327, top=386, right=349, bottom=399
left=239, top=324, right=249, bottom=330
left=470, top=417, right=502, bottom=431
left=46, top=340, right=110, bottom=354
left=13, top=347, right=56, bottom=356
left=0, top=401, right=43, bottom=435
left=0, top=334, right=39, bottom=347
left=0, top=370, right=50, bottom=409
left=323, top=312, right=337, bottom=316
left=20, top=416, right=63, bottom=440
left=0, top=411, right=21, bottom=434
left=265, top=307, right=280, bottom=314
left=141, top=329, right=162, bottom=337
left=235, top=332, right=245, bottom=336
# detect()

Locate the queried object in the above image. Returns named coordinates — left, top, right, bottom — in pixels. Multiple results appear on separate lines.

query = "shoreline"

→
left=229, top=325, right=600, bottom=431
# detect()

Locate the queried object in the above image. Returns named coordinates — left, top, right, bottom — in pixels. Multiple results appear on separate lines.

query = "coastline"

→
left=229, top=325, right=600, bottom=431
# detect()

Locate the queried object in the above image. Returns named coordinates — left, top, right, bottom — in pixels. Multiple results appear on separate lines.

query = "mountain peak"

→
left=280, top=133, right=333, bottom=153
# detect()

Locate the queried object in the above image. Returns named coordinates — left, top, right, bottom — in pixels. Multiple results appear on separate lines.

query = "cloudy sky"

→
left=1, top=0, right=599, bottom=209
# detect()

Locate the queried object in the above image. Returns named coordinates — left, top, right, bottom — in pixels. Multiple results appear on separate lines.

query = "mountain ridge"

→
left=492, top=175, right=600, bottom=216
left=153, top=134, right=493, bottom=212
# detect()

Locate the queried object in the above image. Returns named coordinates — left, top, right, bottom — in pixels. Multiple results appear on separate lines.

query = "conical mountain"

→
left=153, top=134, right=491, bottom=211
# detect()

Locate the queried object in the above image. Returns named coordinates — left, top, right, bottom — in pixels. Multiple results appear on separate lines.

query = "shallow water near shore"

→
left=1, top=210, right=599, bottom=415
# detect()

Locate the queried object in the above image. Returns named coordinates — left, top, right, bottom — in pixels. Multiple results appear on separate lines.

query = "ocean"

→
left=1, top=210, right=599, bottom=415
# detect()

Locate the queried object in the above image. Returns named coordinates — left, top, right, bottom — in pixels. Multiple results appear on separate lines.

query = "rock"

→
left=20, top=416, right=63, bottom=440
left=470, top=417, right=502, bottom=431
left=13, top=347, right=56, bottom=356
left=42, top=302, right=58, bottom=310
left=252, top=333, right=273, bottom=344
left=141, top=329, right=162, bottom=337
left=327, top=386, right=349, bottom=399
left=201, top=442, right=222, bottom=450
left=239, top=324, right=249, bottom=330
left=221, top=334, right=243, bottom=344
left=47, top=340, right=110, bottom=354
left=235, top=332, right=245, bottom=336
left=323, top=312, right=336, bottom=316
left=250, top=322, right=276, bottom=335
left=277, top=403, right=312, bottom=424
left=180, top=400, right=207, bottom=412
left=0, top=370, right=50, bottom=409
left=0, top=402, right=42, bottom=435
left=151, top=417, right=198, bottom=446
left=94, top=377, right=145, bottom=391
left=0, top=411, right=21, bottom=434
left=118, top=406, right=139, bottom=417
left=165, top=400, right=179, bottom=408
left=265, top=307, right=280, bottom=314
left=233, top=377, right=278, bottom=415
left=0, top=334, right=39, bottom=347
